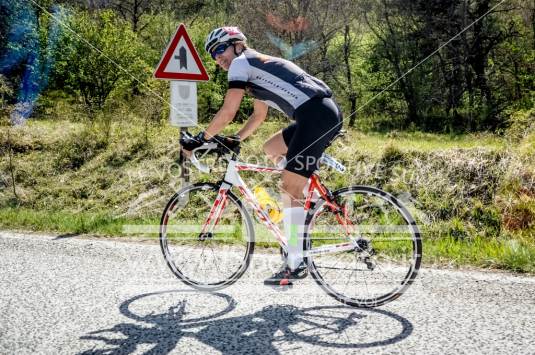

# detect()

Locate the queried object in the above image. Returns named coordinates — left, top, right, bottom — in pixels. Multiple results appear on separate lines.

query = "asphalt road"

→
left=0, top=231, right=534, bottom=354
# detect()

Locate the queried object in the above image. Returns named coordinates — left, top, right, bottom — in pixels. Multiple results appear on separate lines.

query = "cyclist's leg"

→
left=265, top=98, right=342, bottom=284
left=263, top=124, right=295, bottom=166
left=280, top=170, right=308, bottom=272
left=282, top=98, right=342, bottom=270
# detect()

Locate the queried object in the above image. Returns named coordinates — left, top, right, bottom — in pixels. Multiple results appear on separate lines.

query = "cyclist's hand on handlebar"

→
left=180, top=131, right=208, bottom=151
left=223, top=134, right=240, bottom=148
left=211, top=134, right=241, bottom=154
left=179, top=130, right=241, bottom=158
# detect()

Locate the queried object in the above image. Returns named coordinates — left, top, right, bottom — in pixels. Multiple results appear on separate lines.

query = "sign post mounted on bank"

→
left=154, top=24, right=209, bottom=181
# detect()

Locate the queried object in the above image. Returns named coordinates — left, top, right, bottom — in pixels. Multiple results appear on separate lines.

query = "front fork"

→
left=199, top=183, right=230, bottom=240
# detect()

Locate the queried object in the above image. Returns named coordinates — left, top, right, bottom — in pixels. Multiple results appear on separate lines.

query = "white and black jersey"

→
left=228, top=49, right=332, bottom=118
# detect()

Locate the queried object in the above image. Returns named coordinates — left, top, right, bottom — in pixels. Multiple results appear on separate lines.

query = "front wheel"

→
left=160, top=183, right=255, bottom=291
left=305, top=186, right=422, bottom=307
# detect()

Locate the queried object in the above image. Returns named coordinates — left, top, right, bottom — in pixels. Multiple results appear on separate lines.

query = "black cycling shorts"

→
left=282, top=97, right=342, bottom=178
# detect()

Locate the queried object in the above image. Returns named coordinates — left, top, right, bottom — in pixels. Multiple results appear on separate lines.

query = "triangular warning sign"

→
left=154, top=24, right=209, bottom=81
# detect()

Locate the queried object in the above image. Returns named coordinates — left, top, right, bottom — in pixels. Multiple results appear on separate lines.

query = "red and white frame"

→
left=199, top=159, right=358, bottom=256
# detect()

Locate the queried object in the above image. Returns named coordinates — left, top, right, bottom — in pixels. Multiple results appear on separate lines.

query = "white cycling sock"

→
left=284, top=206, right=306, bottom=271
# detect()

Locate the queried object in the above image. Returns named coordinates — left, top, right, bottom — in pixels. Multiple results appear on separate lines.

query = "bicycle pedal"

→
left=274, top=283, right=293, bottom=291
left=265, top=280, right=293, bottom=291
left=279, top=278, right=292, bottom=286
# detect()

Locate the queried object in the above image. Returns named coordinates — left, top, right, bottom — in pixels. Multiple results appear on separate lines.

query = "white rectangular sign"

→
left=170, top=81, right=198, bottom=127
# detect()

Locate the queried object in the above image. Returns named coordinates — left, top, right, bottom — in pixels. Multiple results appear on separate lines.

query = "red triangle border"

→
left=154, top=24, right=209, bottom=81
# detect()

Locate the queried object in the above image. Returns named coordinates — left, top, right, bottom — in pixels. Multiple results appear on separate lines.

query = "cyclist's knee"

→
left=281, top=172, right=307, bottom=202
left=262, top=140, right=272, bottom=156
left=263, top=132, right=286, bottom=160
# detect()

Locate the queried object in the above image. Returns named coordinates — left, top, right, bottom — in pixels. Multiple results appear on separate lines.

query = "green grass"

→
left=424, top=235, right=535, bottom=273
left=0, top=207, right=160, bottom=238
left=352, top=131, right=505, bottom=157
left=240, top=121, right=506, bottom=158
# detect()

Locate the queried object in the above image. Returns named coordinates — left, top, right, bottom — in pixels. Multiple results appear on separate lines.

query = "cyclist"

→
left=183, top=26, right=342, bottom=286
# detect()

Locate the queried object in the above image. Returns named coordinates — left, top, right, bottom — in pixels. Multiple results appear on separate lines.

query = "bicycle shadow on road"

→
left=78, top=290, right=413, bottom=354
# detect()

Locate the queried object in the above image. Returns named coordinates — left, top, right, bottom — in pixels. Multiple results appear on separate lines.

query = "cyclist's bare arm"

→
left=181, top=88, right=244, bottom=158
left=237, top=100, right=269, bottom=140
left=204, top=88, right=245, bottom=138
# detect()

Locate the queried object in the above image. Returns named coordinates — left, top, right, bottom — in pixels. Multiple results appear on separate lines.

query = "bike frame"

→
left=200, top=156, right=358, bottom=256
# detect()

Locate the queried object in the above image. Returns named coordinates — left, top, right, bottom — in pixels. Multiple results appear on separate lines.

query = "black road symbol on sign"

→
left=175, top=47, right=188, bottom=69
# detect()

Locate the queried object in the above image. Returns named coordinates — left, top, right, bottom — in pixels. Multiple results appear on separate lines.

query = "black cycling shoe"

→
left=264, top=263, right=308, bottom=286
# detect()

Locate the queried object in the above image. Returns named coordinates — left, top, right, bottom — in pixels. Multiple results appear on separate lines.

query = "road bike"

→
left=159, top=131, right=422, bottom=308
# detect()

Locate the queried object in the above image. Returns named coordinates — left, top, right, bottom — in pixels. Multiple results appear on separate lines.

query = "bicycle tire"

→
left=160, top=182, right=255, bottom=291
left=305, top=185, right=422, bottom=307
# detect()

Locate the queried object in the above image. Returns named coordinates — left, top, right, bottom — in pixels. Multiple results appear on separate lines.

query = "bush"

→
left=505, top=107, right=535, bottom=142
left=500, top=194, right=535, bottom=232
left=380, top=144, right=406, bottom=166
left=468, top=200, right=501, bottom=236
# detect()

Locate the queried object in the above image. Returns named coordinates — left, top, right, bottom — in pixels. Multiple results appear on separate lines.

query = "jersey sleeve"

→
left=228, top=55, right=249, bottom=89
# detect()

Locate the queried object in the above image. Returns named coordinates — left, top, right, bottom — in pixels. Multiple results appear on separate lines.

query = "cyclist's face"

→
left=214, top=45, right=235, bottom=71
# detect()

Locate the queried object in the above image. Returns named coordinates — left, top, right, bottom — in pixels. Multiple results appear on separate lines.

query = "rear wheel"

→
left=305, top=186, right=422, bottom=307
left=160, top=183, right=254, bottom=291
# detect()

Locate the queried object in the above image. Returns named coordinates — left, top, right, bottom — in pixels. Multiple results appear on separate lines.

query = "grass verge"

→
left=1, top=207, right=534, bottom=273
left=0, top=208, right=159, bottom=238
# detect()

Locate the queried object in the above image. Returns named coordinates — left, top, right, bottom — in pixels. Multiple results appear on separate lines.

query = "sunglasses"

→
left=210, top=43, right=231, bottom=60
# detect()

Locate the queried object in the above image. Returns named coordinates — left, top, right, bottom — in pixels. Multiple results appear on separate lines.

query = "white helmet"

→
left=205, top=26, right=247, bottom=54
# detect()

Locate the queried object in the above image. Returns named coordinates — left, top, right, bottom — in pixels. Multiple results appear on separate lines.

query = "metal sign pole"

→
left=179, top=127, right=189, bottom=185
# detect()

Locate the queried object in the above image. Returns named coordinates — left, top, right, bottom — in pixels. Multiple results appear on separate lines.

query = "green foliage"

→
left=505, top=106, right=535, bottom=142
left=446, top=217, right=477, bottom=241
left=422, top=234, right=535, bottom=273
left=500, top=238, right=535, bottom=273
left=0, top=207, right=158, bottom=236
left=2, top=2, right=535, bottom=273
left=0, top=75, right=13, bottom=108
left=52, top=10, right=154, bottom=110
left=380, top=144, right=406, bottom=166
left=360, top=0, right=534, bottom=132
left=2, top=1, right=533, bottom=132
left=104, top=139, right=151, bottom=167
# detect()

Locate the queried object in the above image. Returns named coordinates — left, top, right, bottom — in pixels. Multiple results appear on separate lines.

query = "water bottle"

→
left=253, top=187, right=283, bottom=223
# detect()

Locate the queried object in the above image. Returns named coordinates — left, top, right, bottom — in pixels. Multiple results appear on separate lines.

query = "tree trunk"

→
left=348, top=93, right=357, bottom=127
left=132, top=0, right=140, bottom=33
left=342, top=24, right=358, bottom=127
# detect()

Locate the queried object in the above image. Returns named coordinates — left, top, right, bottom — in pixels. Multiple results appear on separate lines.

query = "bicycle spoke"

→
left=160, top=184, right=254, bottom=290
left=193, top=244, right=207, bottom=276
left=306, top=186, right=421, bottom=307
left=208, top=242, right=224, bottom=278
left=341, top=260, right=357, bottom=300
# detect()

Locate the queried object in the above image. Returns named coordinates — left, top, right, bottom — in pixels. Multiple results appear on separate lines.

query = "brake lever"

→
left=189, top=143, right=218, bottom=173
left=190, top=153, right=210, bottom=173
